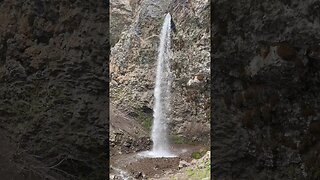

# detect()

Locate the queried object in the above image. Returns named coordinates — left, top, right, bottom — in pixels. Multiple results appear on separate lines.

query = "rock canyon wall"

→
left=110, top=0, right=210, bottom=146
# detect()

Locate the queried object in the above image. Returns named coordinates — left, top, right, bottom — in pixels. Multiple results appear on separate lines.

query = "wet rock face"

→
left=0, top=0, right=108, bottom=179
left=110, top=0, right=210, bottom=144
left=213, top=0, right=320, bottom=179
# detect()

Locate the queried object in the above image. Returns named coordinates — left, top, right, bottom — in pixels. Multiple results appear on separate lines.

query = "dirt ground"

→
left=110, top=144, right=207, bottom=179
left=110, top=104, right=209, bottom=179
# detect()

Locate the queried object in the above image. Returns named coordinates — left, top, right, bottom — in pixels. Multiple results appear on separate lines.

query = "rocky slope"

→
left=150, top=151, right=211, bottom=180
left=0, top=1, right=108, bottom=179
left=213, top=0, right=320, bottom=179
left=110, top=0, right=210, bottom=144
left=109, top=105, right=152, bottom=156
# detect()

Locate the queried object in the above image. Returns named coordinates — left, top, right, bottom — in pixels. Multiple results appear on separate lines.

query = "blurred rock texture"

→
left=213, top=0, right=320, bottom=179
left=0, top=0, right=108, bottom=179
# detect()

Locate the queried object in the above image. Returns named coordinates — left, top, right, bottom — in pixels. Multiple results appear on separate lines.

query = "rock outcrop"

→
left=110, top=105, right=152, bottom=156
left=213, top=0, right=320, bottom=179
left=150, top=151, right=211, bottom=180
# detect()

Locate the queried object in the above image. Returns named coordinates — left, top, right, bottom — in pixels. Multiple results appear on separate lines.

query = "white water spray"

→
left=139, top=13, right=176, bottom=158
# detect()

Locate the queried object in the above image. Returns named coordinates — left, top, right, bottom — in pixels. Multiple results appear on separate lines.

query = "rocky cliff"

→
left=110, top=0, right=210, bottom=145
left=0, top=1, right=108, bottom=179
left=213, top=0, right=320, bottom=179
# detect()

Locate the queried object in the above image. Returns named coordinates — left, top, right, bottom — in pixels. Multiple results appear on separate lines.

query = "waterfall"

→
left=151, top=12, right=173, bottom=156
left=139, top=13, right=176, bottom=158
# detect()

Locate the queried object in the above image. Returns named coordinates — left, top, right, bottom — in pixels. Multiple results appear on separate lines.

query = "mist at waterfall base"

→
left=139, top=13, right=176, bottom=158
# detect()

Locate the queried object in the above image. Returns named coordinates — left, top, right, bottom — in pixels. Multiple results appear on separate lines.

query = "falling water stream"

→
left=139, top=13, right=176, bottom=158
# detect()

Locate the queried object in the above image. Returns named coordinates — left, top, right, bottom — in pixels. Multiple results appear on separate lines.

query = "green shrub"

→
left=142, top=116, right=152, bottom=131
left=136, top=110, right=152, bottom=132
left=170, top=134, right=185, bottom=144
left=191, top=152, right=202, bottom=159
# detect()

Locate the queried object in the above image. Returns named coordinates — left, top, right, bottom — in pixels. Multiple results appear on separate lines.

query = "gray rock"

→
left=179, top=160, right=190, bottom=169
